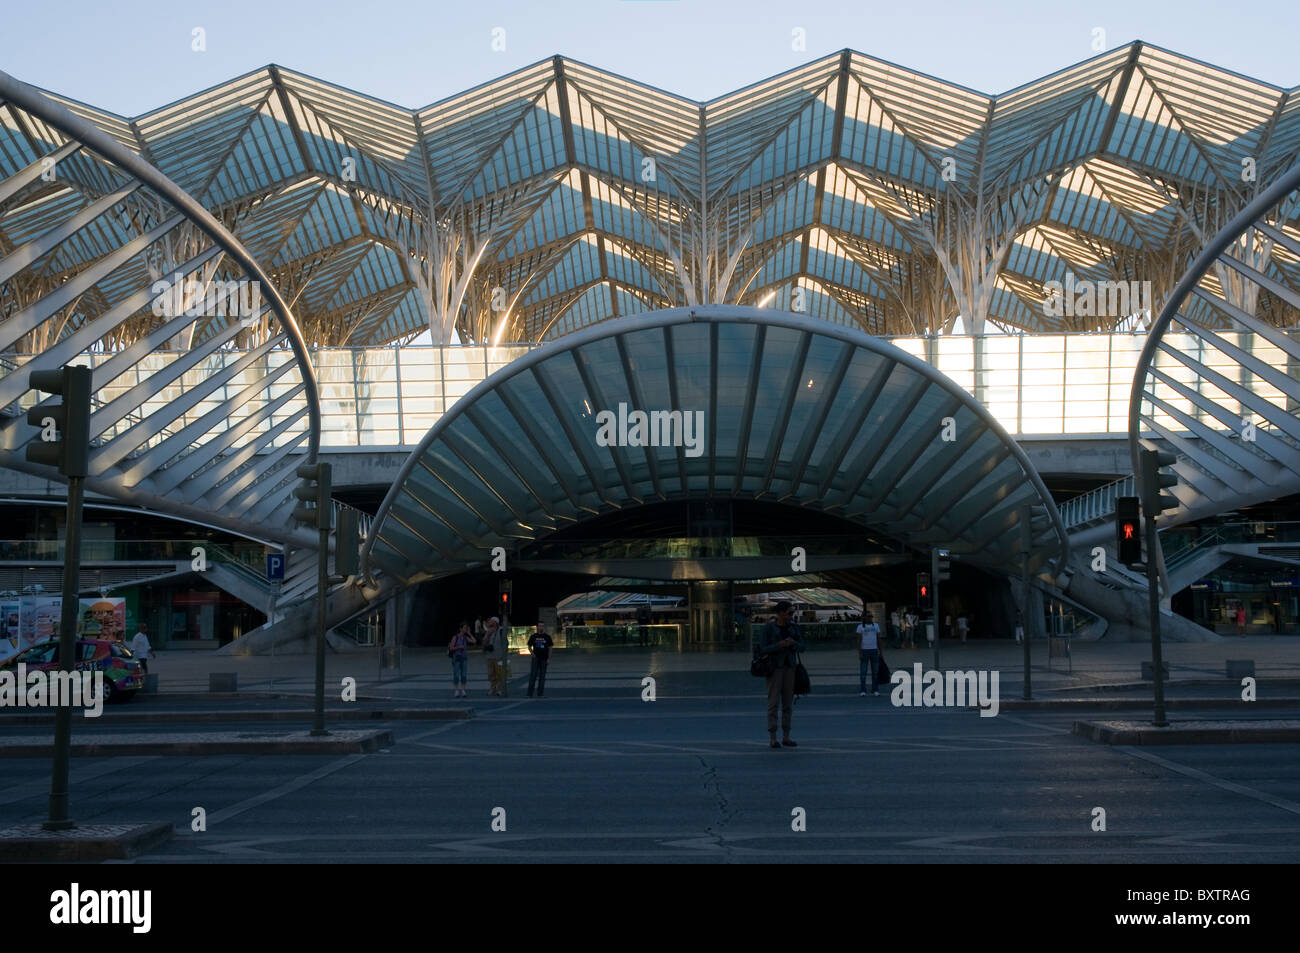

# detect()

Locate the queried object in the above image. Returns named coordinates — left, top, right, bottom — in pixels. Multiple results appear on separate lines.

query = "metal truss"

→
left=1130, top=161, right=1300, bottom=532
left=14, top=44, right=1299, bottom=348
left=0, top=70, right=322, bottom=549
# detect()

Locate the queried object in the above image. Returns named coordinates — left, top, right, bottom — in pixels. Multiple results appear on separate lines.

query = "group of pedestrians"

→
left=447, top=618, right=553, bottom=698
left=889, top=608, right=922, bottom=648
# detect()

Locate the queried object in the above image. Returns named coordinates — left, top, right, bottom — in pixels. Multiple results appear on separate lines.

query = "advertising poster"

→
left=0, top=601, right=18, bottom=662
left=23, top=596, right=63, bottom=649
left=78, top=597, right=126, bottom=641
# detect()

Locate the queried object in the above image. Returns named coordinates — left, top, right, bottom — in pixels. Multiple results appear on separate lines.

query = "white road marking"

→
left=1116, top=745, right=1300, bottom=818
left=204, top=754, right=368, bottom=826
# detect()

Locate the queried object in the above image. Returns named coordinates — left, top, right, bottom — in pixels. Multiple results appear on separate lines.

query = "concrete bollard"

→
left=1225, top=659, right=1255, bottom=679
left=209, top=672, right=238, bottom=693
left=1140, top=660, right=1169, bottom=681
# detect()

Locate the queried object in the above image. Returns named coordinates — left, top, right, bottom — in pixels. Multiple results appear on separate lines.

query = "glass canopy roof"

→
left=363, top=307, right=1070, bottom=583
left=3, top=44, right=1298, bottom=350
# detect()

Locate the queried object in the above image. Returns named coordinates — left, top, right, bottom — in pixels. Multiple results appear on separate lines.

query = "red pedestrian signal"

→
left=916, top=572, right=932, bottom=611
left=1116, top=496, right=1141, bottom=565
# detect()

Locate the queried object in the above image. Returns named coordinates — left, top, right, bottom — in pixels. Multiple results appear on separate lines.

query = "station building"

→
left=1, top=44, right=1299, bottom=653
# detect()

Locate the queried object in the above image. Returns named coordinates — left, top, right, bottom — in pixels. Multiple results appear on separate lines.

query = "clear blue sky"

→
left=4, top=0, right=1297, bottom=115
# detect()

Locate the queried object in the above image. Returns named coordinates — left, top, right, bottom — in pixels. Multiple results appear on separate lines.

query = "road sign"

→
left=267, top=552, right=286, bottom=581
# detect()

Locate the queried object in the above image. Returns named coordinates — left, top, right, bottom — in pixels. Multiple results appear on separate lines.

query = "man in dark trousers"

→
left=758, top=600, right=805, bottom=748
left=526, top=621, right=554, bottom=697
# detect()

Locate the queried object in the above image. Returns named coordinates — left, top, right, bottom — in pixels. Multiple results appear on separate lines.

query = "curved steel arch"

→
left=363, top=305, right=1069, bottom=585
left=0, top=70, right=321, bottom=546
left=1128, top=161, right=1300, bottom=530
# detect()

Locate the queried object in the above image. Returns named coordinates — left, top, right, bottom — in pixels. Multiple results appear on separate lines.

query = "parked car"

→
left=0, top=638, right=144, bottom=702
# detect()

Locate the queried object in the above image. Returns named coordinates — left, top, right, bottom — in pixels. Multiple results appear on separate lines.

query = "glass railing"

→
left=560, top=624, right=682, bottom=648
left=525, top=534, right=903, bottom=561
left=9, top=329, right=1296, bottom=452
left=0, top=538, right=266, bottom=563
left=747, top=621, right=861, bottom=648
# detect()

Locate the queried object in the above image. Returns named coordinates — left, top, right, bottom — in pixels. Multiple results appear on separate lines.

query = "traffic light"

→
left=1140, top=449, right=1179, bottom=519
left=26, top=365, right=92, bottom=478
left=498, top=578, right=512, bottom=615
left=935, top=549, right=951, bottom=582
left=1116, top=496, right=1141, bottom=565
left=334, top=507, right=359, bottom=577
left=293, top=462, right=332, bottom=530
left=916, top=572, right=932, bottom=611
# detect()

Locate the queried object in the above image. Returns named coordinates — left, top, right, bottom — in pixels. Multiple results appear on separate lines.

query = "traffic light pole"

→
left=1144, top=506, right=1168, bottom=727
left=930, top=549, right=941, bottom=672
left=1140, top=448, right=1174, bottom=728
left=312, top=523, right=329, bottom=735
left=44, top=473, right=83, bottom=830
left=1020, top=504, right=1032, bottom=701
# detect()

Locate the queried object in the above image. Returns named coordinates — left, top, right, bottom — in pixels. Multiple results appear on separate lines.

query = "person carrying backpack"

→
left=483, top=616, right=508, bottom=696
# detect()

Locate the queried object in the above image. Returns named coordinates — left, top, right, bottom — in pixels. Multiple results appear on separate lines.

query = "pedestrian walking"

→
left=129, top=622, right=152, bottom=675
left=1014, top=610, right=1024, bottom=644
left=856, top=611, right=881, bottom=696
left=890, top=608, right=902, bottom=649
left=1236, top=605, right=1247, bottom=637
left=483, top=616, right=508, bottom=696
left=757, top=600, right=805, bottom=748
left=957, top=613, right=969, bottom=643
left=526, top=622, right=553, bottom=697
left=448, top=621, right=476, bottom=698
left=905, top=608, right=918, bottom=648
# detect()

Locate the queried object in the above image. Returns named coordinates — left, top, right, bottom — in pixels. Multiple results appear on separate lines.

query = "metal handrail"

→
left=1059, top=474, right=1135, bottom=530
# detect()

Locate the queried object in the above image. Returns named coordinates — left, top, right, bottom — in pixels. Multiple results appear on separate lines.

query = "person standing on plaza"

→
left=1014, top=610, right=1025, bottom=644
left=526, top=621, right=554, bottom=697
left=957, top=613, right=969, bottom=643
left=129, top=622, right=152, bottom=675
left=758, top=600, right=805, bottom=748
left=1236, top=604, right=1247, bottom=637
left=484, top=616, right=508, bottom=696
left=856, top=611, right=881, bottom=697
left=448, top=621, right=476, bottom=698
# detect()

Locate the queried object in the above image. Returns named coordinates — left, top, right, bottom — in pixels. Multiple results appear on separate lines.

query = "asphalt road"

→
left=3, top=691, right=1299, bottom=863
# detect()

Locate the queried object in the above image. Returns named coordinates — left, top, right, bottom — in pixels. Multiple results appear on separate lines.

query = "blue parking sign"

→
left=266, top=552, right=285, bottom=581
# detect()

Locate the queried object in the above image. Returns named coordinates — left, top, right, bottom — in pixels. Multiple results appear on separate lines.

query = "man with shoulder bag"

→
left=758, top=601, right=806, bottom=748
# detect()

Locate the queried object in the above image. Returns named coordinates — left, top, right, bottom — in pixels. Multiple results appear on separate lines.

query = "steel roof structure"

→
left=4, top=43, right=1300, bottom=351
left=362, top=307, right=1070, bottom=586
left=0, top=69, right=323, bottom=552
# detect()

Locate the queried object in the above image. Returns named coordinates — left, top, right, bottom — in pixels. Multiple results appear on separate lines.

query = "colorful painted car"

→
left=0, top=638, right=144, bottom=701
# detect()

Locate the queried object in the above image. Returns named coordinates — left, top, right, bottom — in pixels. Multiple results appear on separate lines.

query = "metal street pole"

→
left=312, top=524, right=329, bottom=735
left=931, top=547, right=940, bottom=673
left=1021, top=504, right=1032, bottom=700
left=45, top=473, right=83, bottom=830
left=1145, top=507, right=1168, bottom=727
